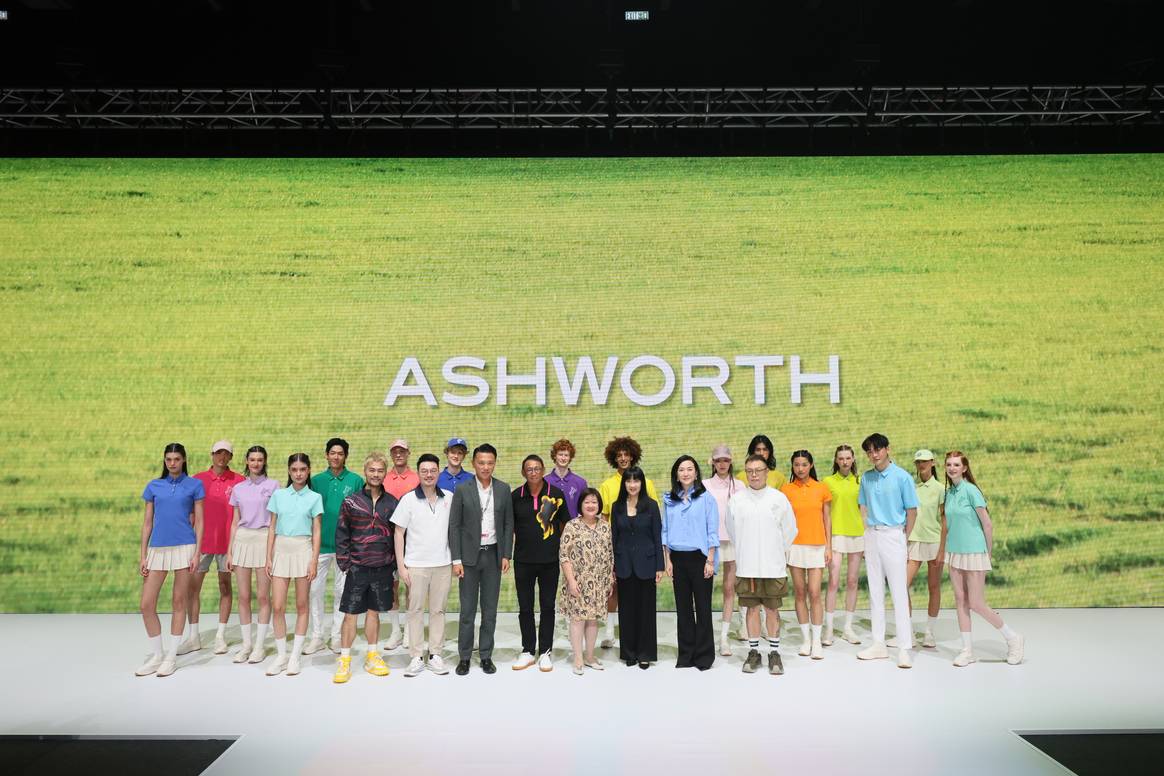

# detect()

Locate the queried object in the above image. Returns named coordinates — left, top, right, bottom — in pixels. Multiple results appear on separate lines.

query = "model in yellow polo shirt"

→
left=906, top=449, right=947, bottom=648
left=822, top=444, right=863, bottom=645
left=597, top=436, right=659, bottom=648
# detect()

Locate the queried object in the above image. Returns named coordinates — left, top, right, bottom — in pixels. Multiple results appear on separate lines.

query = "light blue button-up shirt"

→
left=662, top=488, right=721, bottom=573
left=857, top=462, right=919, bottom=527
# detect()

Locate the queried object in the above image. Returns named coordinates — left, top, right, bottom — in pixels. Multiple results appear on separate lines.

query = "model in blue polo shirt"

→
left=943, top=450, right=1024, bottom=667
left=136, top=443, right=205, bottom=678
left=264, top=452, right=324, bottom=677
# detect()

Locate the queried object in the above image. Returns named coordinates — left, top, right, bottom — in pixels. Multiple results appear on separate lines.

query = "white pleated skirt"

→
left=145, top=543, right=196, bottom=572
left=788, top=543, right=826, bottom=569
left=271, top=535, right=312, bottom=578
left=945, top=551, right=992, bottom=571
left=831, top=534, right=865, bottom=554
left=232, top=527, right=268, bottom=569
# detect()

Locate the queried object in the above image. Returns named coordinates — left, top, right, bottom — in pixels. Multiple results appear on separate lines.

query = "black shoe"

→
left=768, top=651, right=784, bottom=676
left=480, top=658, right=497, bottom=674
left=742, top=649, right=762, bottom=674
left=455, top=659, right=470, bottom=676
left=624, top=659, right=635, bottom=667
left=638, top=662, right=650, bottom=670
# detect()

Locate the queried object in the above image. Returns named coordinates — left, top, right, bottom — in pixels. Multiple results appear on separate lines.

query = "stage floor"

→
left=2, top=609, right=1161, bottom=775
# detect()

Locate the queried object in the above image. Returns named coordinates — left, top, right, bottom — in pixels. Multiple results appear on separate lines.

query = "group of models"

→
left=136, top=432, right=1025, bottom=679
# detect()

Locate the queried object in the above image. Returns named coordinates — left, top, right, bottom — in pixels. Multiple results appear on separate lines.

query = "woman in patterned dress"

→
left=559, top=488, right=614, bottom=675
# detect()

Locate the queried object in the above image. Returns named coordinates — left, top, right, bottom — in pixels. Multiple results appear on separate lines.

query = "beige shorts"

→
left=145, top=544, right=196, bottom=572
left=946, top=552, right=992, bottom=572
left=718, top=540, right=736, bottom=564
left=736, top=576, right=787, bottom=610
left=196, top=552, right=229, bottom=573
left=908, top=541, right=941, bottom=562
left=231, top=527, right=268, bottom=569
left=832, top=534, right=864, bottom=554
left=271, top=534, right=313, bottom=578
left=788, top=544, right=826, bottom=569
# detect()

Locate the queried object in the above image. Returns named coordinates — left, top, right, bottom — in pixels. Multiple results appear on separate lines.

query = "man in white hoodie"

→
left=726, top=454, right=799, bottom=675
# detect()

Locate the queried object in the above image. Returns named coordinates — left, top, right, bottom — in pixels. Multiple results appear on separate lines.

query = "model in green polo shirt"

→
left=904, top=449, right=947, bottom=649
left=305, top=437, right=365, bottom=655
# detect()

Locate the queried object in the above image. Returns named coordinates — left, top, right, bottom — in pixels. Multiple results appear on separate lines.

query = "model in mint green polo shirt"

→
left=909, top=476, right=946, bottom=544
left=311, top=468, right=365, bottom=554
left=944, top=481, right=989, bottom=554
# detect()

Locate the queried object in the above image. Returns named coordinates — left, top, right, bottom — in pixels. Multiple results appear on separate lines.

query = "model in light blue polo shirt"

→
left=662, top=489, right=721, bottom=572
left=142, top=474, right=205, bottom=547
left=944, top=481, right=989, bottom=554
left=268, top=485, right=324, bottom=537
left=858, top=462, right=919, bottom=526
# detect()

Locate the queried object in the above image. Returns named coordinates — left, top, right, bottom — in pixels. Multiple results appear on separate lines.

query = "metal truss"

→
left=1, top=85, right=1160, bottom=130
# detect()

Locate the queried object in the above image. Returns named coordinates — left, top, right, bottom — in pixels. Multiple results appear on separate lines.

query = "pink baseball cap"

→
left=389, top=439, right=410, bottom=451
left=211, top=440, right=233, bottom=454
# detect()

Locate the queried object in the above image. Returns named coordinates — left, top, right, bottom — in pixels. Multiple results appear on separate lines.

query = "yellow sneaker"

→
left=364, top=650, right=390, bottom=676
left=333, top=656, right=352, bottom=684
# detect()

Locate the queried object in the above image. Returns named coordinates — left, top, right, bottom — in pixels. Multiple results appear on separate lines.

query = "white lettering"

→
left=553, top=356, right=619, bottom=405
left=442, top=356, right=489, bottom=407
left=496, top=357, right=547, bottom=405
left=384, top=357, right=437, bottom=406
left=620, top=355, right=676, bottom=407
left=734, top=355, right=785, bottom=404
left=681, top=356, right=731, bottom=404
left=790, top=355, right=841, bottom=404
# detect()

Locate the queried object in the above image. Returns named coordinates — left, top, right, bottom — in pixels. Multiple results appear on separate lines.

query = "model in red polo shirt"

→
left=186, top=440, right=245, bottom=655
left=382, top=439, right=419, bottom=651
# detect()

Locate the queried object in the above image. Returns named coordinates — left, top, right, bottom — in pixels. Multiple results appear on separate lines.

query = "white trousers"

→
left=308, top=552, right=346, bottom=641
left=863, top=525, right=912, bottom=649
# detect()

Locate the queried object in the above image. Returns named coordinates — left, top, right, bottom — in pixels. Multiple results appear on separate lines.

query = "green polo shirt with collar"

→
left=311, top=468, right=365, bottom=554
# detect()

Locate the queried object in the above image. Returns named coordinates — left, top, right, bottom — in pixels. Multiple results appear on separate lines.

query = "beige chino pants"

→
left=406, top=564, right=452, bottom=659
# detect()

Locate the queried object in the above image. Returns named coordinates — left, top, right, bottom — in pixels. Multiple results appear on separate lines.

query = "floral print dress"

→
left=558, top=518, right=614, bottom=620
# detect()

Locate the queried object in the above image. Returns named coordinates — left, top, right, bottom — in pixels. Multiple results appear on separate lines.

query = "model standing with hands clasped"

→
left=560, top=489, right=614, bottom=675
left=703, top=444, right=740, bottom=657
left=611, top=466, right=664, bottom=669
left=905, top=449, right=946, bottom=649
left=226, top=445, right=279, bottom=664
left=943, top=451, right=1024, bottom=667
left=136, top=443, right=204, bottom=677
left=780, top=450, right=832, bottom=660
left=822, top=445, right=863, bottom=646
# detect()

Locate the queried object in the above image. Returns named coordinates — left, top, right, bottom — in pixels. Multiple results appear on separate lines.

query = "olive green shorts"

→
left=736, top=576, right=787, bottom=610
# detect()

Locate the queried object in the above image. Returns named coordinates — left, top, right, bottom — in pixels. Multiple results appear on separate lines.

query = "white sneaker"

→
left=385, top=628, right=403, bottom=651
left=821, top=628, right=834, bottom=647
left=953, top=649, right=977, bottom=667
left=922, top=630, right=937, bottom=648
left=512, top=652, right=537, bottom=671
left=798, top=639, right=811, bottom=657
left=247, top=644, right=266, bottom=663
left=897, top=649, right=913, bottom=669
left=176, top=633, right=201, bottom=655
left=427, top=654, right=449, bottom=675
left=233, top=644, right=252, bottom=664
left=213, top=635, right=229, bottom=655
left=857, top=642, right=889, bottom=660
left=810, top=635, right=824, bottom=660
left=134, top=654, right=162, bottom=676
left=302, top=637, right=325, bottom=655
left=1006, top=634, right=1025, bottom=665
left=156, top=658, right=177, bottom=677
left=538, top=652, right=553, bottom=672
left=886, top=636, right=898, bottom=648
left=584, top=658, right=604, bottom=671
left=842, top=626, right=861, bottom=645
left=328, top=636, right=342, bottom=654
left=719, top=634, right=732, bottom=657
left=286, top=654, right=301, bottom=676
left=265, top=654, right=289, bottom=676
left=404, top=656, right=425, bottom=677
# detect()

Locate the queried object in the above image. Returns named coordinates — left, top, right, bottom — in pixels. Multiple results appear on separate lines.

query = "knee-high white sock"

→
left=825, top=612, right=834, bottom=631
left=275, top=636, right=287, bottom=657
left=255, top=622, right=269, bottom=647
left=147, top=635, right=162, bottom=657
left=799, top=623, right=809, bottom=643
left=999, top=623, right=1017, bottom=640
left=810, top=624, right=822, bottom=641
left=292, top=634, right=305, bottom=655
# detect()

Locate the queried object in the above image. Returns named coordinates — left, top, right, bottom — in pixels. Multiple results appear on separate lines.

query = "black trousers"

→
left=671, top=550, right=714, bottom=669
left=514, top=560, right=559, bottom=655
left=617, top=575, right=657, bottom=663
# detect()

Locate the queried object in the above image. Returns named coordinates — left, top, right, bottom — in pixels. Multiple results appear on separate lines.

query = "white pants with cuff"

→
left=864, top=525, right=912, bottom=649
left=309, top=552, right=346, bottom=642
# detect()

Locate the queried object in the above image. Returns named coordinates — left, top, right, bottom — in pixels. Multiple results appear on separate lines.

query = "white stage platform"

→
left=2, top=609, right=1161, bottom=775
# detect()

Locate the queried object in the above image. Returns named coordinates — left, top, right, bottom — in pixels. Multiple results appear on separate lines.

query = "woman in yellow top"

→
left=735, top=435, right=787, bottom=490
left=822, top=444, right=863, bottom=646
left=905, top=449, right=946, bottom=649
left=779, top=450, right=832, bottom=660
left=596, top=436, right=659, bottom=648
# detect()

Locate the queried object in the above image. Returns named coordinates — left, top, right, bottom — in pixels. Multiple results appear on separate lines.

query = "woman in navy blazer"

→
left=610, top=466, right=664, bottom=669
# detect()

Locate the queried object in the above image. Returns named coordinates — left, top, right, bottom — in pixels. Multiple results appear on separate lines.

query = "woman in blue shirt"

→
left=944, top=451, right=1024, bottom=667
left=662, top=455, right=720, bottom=670
left=136, top=443, right=205, bottom=678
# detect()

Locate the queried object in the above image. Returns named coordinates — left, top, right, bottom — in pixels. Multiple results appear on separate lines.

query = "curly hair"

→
left=549, top=438, right=576, bottom=461
left=603, top=436, right=642, bottom=469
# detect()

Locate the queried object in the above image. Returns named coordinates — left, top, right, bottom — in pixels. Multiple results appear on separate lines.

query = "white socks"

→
left=187, top=619, right=197, bottom=640
left=999, top=623, right=1017, bottom=640
left=292, top=635, right=305, bottom=655
left=275, top=637, right=287, bottom=657
left=825, top=612, right=834, bottom=632
left=147, top=635, right=162, bottom=657
left=720, top=621, right=730, bottom=640
left=255, top=623, right=269, bottom=648
left=961, top=632, right=973, bottom=650
left=810, top=624, right=822, bottom=641
left=768, top=636, right=780, bottom=652
left=216, top=622, right=226, bottom=639
left=927, top=616, right=938, bottom=634
left=844, top=610, right=854, bottom=629
left=341, top=648, right=352, bottom=658
left=164, top=636, right=179, bottom=661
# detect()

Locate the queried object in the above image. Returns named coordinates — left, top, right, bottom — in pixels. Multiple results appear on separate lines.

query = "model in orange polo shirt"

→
left=779, top=451, right=832, bottom=660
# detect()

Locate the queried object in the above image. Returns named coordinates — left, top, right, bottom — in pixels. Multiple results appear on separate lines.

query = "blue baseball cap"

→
left=446, top=437, right=469, bottom=451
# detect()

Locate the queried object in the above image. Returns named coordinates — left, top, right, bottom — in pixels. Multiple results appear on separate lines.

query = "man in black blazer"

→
left=448, top=443, right=515, bottom=675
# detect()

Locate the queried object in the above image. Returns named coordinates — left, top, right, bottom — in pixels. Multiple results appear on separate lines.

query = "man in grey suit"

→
left=449, top=443, right=514, bottom=675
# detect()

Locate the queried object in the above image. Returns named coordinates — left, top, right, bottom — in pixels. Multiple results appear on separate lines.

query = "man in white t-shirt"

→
left=392, top=453, right=454, bottom=677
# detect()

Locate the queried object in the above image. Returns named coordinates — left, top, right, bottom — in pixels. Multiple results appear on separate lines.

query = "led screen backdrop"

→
left=0, top=155, right=1161, bottom=613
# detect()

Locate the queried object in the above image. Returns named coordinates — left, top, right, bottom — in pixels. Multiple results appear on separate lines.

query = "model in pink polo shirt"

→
left=383, top=439, right=419, bottom=651
left=186, top=440, right=245, bottom=656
